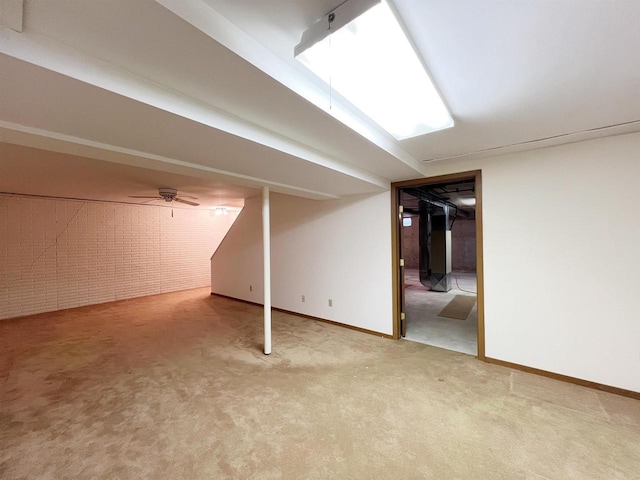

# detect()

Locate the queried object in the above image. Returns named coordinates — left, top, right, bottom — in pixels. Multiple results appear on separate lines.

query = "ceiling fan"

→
left=129, top=187, right=200, bottom=206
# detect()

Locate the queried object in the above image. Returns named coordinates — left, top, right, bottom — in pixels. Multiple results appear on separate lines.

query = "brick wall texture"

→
left=0, top=194, right=232, bottom=320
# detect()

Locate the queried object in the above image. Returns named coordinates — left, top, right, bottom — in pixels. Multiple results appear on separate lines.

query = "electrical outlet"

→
left=249, top=285, right=253, bottom=292
left=328, top=299, right=333, bottom=307
left=301, top=295, right=305, bottom=303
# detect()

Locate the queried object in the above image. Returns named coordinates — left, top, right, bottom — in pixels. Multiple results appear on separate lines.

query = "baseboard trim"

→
left=485, top=357, right=640, bottom=400
left=210, top=294, right=638, bottom=397
left=275, top=308, right=394, bottom=339
left=1, top=286, right=212, bottom=322
left=210, top=292, right=393, bottom=339
left=211, top=292, right=262, bottom=307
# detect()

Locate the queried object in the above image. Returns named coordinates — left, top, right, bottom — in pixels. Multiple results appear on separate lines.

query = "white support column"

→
left=262, top=186, right=272, bottom=355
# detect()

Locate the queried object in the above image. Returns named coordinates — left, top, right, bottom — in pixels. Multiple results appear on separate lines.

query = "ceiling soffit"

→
left=196, top=0, right=640, bottom=162
left=0, top=0, right=425, bottom=194
left=0, top=31, right=391, bottom=200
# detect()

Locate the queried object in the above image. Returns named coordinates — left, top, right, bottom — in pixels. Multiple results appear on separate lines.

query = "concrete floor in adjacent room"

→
left=404, top=269, right=478, bottom=355
left=1, top=287, right=639, bottom=479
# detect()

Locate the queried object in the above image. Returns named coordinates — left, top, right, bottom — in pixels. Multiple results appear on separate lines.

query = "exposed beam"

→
left=0, top=122, right=342, bottom=200
left=0, top=28, right=390, bottom=191
left=154, top=0, right=426, bottom=177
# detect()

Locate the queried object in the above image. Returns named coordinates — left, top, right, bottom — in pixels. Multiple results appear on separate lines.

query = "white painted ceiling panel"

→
left=20, top=0, right=419, bottom=180
left=0, top=143, right=253, bottom=209
left=0, top=54, right=385, bottom=199
left=396, top=0, right=640, bottom=161
left=202, top=0, right=640, bottom=161
left=1, top=0, right=638, bottom=206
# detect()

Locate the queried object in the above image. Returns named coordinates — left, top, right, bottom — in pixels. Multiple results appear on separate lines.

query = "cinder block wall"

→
left=401, top=216, right=476, bottom=272
left=401, top=215, right=419, bottom=269
left=450, top=219, right=476, bottom=272
left=0, top=194, right=234, bottom=320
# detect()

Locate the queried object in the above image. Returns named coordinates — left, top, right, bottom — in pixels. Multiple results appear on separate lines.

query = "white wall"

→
left=425, top=132, right=640, bottom=392
left=210, top=195, right=265, bottom=305
left=211, top=192, right=393, bottom=335
left=0, top=194, right=239, bottom=320
left=210, top=132, right=640, bottom=392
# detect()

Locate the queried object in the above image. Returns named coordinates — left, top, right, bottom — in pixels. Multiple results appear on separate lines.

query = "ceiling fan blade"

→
left=129, top=195, right=162, bottom=199
left=178, top=194, right=199, bottom=200
left=174, top=197, right=200, bottom=206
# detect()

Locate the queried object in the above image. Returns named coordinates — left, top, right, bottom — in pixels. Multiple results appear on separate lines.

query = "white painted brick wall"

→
left=0, top=194, right=239, bottom=320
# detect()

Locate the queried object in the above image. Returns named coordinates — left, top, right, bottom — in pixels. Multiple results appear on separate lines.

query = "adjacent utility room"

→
left=399, top=179, right=478, bottom=355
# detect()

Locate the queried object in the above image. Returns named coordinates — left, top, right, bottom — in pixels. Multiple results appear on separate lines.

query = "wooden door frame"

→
left=391, top=170, right=485, bottom=360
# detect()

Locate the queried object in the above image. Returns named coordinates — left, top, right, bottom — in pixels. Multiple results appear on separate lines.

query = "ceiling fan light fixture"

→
left=129, top=188, right=200, bottom=207
left=158, top=187, right=178, bottom=202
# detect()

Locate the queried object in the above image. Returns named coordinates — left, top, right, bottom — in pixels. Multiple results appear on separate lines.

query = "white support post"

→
left=262, top=186, right=272, bottom=355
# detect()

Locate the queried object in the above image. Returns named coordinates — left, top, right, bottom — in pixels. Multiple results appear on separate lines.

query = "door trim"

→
left=391, top=170, right=485, bottom=360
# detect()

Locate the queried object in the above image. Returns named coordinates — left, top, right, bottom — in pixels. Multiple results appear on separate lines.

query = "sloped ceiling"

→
left=1, top=0, right=639, bottom=206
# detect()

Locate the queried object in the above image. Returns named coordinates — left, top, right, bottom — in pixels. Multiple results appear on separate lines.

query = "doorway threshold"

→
left=403, top=270, right=478, bottom=356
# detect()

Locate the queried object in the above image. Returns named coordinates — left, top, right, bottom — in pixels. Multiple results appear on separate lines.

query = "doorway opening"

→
left=392, top=171, right=484, bottom=359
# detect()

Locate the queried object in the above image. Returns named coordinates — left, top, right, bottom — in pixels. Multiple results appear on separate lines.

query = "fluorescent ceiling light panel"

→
left=295, top=0, right=453, bottom=140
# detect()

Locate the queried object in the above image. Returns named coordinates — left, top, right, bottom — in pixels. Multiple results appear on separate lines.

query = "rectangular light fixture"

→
left=295, top=0, right=453, bottom=140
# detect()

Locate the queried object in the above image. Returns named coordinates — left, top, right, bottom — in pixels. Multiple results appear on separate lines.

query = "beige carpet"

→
left=1, top=287, right=639, bottom=479
left=437, top=294, right=477, bottom=320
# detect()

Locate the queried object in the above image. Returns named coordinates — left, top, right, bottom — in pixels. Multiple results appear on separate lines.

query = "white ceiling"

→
left=203, top=0, right=640, bottom=161
left=1, top=0, right=639, bottom=206
left=0, top=54, right=385, bottom=199
left=0, top=142, right=251, bottom=209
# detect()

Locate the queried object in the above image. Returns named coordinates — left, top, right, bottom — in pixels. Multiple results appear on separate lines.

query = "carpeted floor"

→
left=1, top=287, right=639, bottom=479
